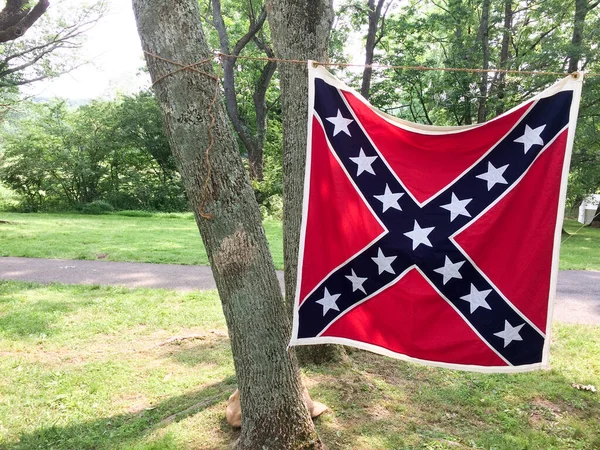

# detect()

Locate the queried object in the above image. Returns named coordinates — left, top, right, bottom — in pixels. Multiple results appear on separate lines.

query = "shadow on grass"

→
left=305, top=349, right=600, bottom=449
left=0, top=282, right=97, bottom=339
left=3, top=377, right=238, bottom=450
left=0, top=300, right=76, bottom=338
left=164, top=336, right=233, bottom=368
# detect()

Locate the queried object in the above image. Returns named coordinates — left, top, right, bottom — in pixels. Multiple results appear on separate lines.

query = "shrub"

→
left=260, top=194, right=283, bottom=221
left=0, top=183, right=20, bottom=211
left=114, top=210, right=154, bottom=217
left=81, top=200, right=114, bottom=215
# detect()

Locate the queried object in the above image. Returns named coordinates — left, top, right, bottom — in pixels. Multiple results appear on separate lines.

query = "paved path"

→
left=1, top=256, right=598, bottom=325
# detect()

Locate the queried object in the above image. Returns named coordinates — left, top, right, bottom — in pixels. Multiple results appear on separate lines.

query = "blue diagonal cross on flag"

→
left=289, top=64, right=582, bottom=373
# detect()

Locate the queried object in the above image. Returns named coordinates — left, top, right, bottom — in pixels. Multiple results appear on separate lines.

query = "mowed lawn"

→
left=0, top=212, right=284, bottom=270
left=1, top=213, right=600, bottom=271
left=0, top=280, right=598, bottom=450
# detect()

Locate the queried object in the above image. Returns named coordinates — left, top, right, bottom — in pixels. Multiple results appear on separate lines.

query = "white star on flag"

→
left=316, top=288, right=341, bottom=315
left=403, top=220, right=435, bottom=250
left=514, top=124, right=546, bottom=154
left=325, top=109, right=353, bottom=136
left=346, top=269, right=367, bottom=294
left=371, top=248, right=396, bottom=275
left=440, top=193, right=472, bottom=222
left=349, top=148, right=378, bottom=176
left=476, top=162, right=509, bottom=191
left=434, top=256, right=465, bottom=284
left=374, top=184, right=404, bottom=212
left=493, top=320, right=525, bottom=347
left=460, top=284, right=492, bottom=313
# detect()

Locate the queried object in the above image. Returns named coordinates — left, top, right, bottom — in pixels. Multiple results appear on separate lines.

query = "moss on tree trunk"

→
left=132, top=1, right=323, bottom=448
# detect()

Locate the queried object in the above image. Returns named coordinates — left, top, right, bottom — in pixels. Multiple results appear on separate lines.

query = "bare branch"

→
left=0, top=74, right=47, bottom=87
left=232, top=7, right=267, bottom=56
left=374, top=0, right=393, bottom=47
left=210, top=0, right=231, bottom=54
left=0, top=4, right=105, bottom=90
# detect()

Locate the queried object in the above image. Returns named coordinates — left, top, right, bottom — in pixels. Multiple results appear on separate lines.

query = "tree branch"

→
left=232, top=7, right=267, bottom=56
left=0, top=0, right=49, bottom=43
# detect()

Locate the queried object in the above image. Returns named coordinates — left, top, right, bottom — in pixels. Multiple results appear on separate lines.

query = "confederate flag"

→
left=289, top=64, right=582, bottom=373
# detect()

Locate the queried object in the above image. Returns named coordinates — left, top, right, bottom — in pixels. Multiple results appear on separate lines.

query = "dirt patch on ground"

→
left=529, top=397, right=563, bottom=427
left=0, top=327, right=229, bottom=368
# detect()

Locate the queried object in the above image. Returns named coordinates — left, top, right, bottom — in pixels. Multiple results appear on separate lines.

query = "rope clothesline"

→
left=145, top=50, right=596, bottom=82
left=143, top=50, right=597, bottom=228
left=561, top=210, right=600, bottom=244
left=216, top=52, right=592, bottom=78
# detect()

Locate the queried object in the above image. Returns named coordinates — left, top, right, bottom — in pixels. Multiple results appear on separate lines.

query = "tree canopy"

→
left=0, top=93, right=186, bottom=211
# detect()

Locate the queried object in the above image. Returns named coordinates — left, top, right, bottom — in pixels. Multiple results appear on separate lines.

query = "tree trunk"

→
left=211, top=0, right=273, bottom=181
left=476, top=0, right=490, bottom=123
left=568, top=0, right=588, bottom=73
left=360, top=0, right=385, bottom=99
left=132, top=1, right=322, bottom=448
left=494, top=0, right=512, bottom=116
left=268, top=0, right=346, bottom=364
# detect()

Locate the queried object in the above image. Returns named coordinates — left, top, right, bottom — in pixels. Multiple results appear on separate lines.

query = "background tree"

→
left=330, top=0, right=599, bottom=208
left=133, top=0, right=323, bottom=448
left=0, top=95, right=187, bottom=211
left=204, top=0, right=276, bottom=181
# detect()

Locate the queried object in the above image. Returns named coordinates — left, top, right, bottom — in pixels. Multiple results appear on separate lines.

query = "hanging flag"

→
left=289, top=64, right=582, bottom=373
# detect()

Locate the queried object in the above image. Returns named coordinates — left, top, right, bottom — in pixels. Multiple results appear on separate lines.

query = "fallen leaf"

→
left=571, top=383, right=597, bottom=392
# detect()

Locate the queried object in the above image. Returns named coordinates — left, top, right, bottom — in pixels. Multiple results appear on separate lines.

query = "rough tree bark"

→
left=0, top=0, right=49, bottom=43
left=132, top=1, right=323, bottom=448
left=211, top=0, right=276, bottom=180
left=268, top=0, right=346, bottom=365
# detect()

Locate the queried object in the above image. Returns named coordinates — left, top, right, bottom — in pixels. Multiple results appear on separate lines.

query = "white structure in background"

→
left=578, top=194, right=600, bottom=225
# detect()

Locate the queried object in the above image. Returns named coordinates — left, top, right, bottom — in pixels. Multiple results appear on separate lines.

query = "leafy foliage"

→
left=0, top=93, right=187, bottom=212
left=332, top=0, right=600, bottom=206
left=81, top=199, right=114, bottom=215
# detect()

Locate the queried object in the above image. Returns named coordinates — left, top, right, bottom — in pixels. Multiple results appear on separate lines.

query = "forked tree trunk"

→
left=132, top=1, right=322, bottom=448
left=211, top=0, right=275, bottom=181
left=267, top=0, right=346, bottom=365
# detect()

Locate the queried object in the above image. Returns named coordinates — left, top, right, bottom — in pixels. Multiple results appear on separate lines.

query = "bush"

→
left=0, top=183, right=20, bottom=211
left=114, top=210, right=154, bottom=217
left=81, top=200, right=114, bottom=215
left=260, top=194, right=283, bottom=220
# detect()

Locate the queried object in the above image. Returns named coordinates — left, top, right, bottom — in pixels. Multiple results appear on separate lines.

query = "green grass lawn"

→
left=0, top=281, right=598, bottom=449
left=561, top=219, right=600, bottom=270
left=1, top=213, right=599, bottom=271
left=0, top=212, right=284, bottom=270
